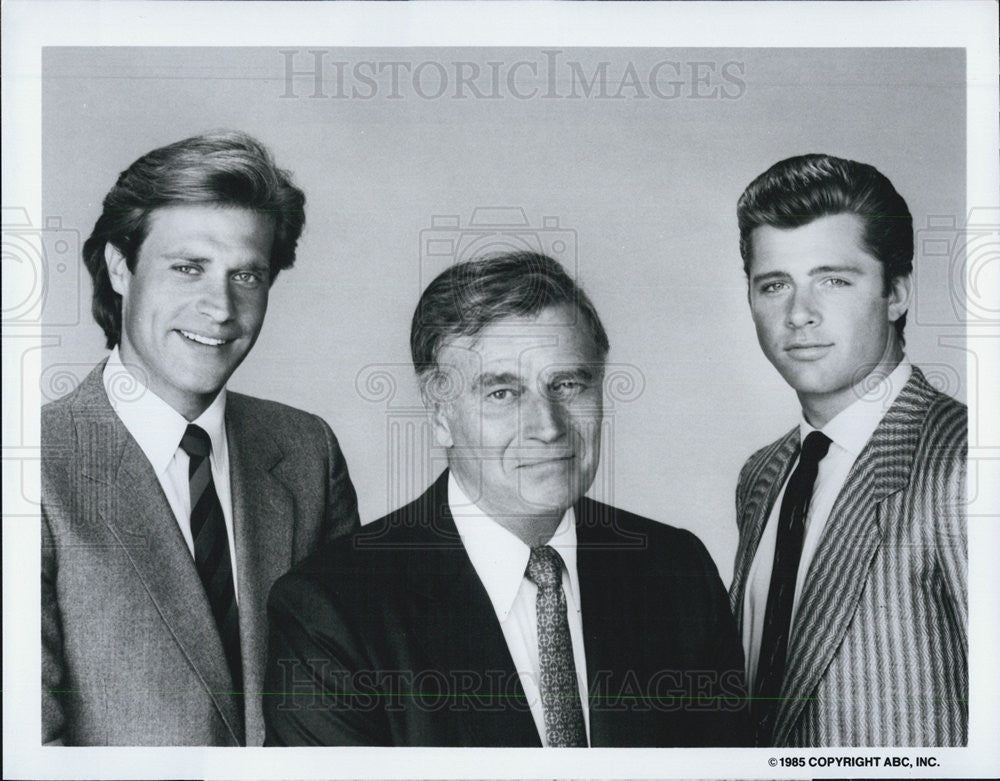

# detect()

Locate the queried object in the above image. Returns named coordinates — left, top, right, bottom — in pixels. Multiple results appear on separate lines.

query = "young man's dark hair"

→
left=737, top=153, right=913, bottom=341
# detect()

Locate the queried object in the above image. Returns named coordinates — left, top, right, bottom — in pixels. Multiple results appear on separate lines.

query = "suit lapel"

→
left=772, top=369, right=935, bottom=744
left=729, top=430, right=799, bottom=628
left=402, top=474, right=540, bottom=746
left=71, top=369, right=243, bottom=744
left=576, top=498, right=641, bottom=746
left=225, top=396, right=294, bottom=745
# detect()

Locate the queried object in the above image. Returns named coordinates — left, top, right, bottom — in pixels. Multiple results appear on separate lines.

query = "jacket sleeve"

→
left=317, top=415, right=361, bottom=542
left=263, top=570, right=387, bottom=746
left=41, top=506, right=67, bottom=745
left=729, top=456, right=755, bottom=608
left=930, top=401, right=968, bottom=660
left=689, top=531, right=753, bottom=747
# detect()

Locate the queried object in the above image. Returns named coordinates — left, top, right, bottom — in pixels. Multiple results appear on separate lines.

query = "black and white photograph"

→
left=3, top=1, right=998, bottom=779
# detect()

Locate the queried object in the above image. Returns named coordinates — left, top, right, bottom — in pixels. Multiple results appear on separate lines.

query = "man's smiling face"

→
left=431, top=304, right=605, bottom=526
left=108, top=203, right=275, bottom=419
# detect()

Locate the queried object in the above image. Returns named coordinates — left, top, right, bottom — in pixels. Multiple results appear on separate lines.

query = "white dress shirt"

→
left=448, top=473, right=590, bottom=746
left=743, top=360, right=911, bottom=689
left=103, top=347, right=239, bottom=594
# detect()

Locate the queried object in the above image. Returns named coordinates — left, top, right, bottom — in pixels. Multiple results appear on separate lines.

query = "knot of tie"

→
left=180, top=423, right=212, bottom=460
left=526, top=545, right=564, bottom=590
left=800, top=430, right=832, bottom=467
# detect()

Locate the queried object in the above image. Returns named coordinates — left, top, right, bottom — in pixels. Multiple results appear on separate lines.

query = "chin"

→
left=524, top=487, right=577, bottom=515
left=776, top=365, right=830, bottom=394
left=788, top=378, right=848, bottom=398
left=178, top=375, right=231, bottom=398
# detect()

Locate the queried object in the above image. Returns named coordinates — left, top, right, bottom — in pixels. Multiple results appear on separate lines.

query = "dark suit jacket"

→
left=264, top=471, right=749, bottom=746
left=729, top=367, right=967, bottom=746
left=41, top=362, right=360, bottom=746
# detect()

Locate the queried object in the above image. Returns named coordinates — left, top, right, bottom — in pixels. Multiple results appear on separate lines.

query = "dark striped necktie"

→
left=180, top=424, right=243, bottom=694
left=526, top=545, right=587, bottom=747
left=753, top=430, right=832, bottom=745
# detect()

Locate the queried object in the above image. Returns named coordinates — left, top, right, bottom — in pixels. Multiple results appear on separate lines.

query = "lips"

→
left=178, top=329, right=232, bottom=347
left=785, top=343, right=833, bottom=360
left=518, top=455, right=575, bottom=468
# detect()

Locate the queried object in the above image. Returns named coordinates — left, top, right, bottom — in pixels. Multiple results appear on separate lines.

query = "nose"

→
left=786, top=285, right=819, bottom=329
left=522, top=393, right=567, bottom=443
left=197, top=275, right=235, bottom=322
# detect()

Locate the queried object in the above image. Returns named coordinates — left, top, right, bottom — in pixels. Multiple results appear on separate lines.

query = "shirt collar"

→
left=799, top=358, right=912, bottom=457
left=103, top=346, right=228, bottom=476
left=448, top=472, right=580, bottom=622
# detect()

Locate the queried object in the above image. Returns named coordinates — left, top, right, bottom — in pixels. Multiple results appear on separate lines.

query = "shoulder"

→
left=574, top=499, right=733, bottom=625
left=907, top=372, right=967, bottom=479
left=576, top=498, right=692, bottom=540
left=576, top=497, right=717, bottom=572
left=41, top=392, right=75, bottom=440
left=740, top=427, right=797, bottom=475
left=42, top=362, right=107, bottom=422
left=918, top=383, right=967, bottom=448
left=228, top=391, right=328, bottom=431
left=294, top=507, right=429, bottom=573
left=41, top=366, right=118, bottom=522
left=41, top=396, right=76, bottom=490
left=42, top=363, right=115, bottom=457
left=735, top=426, right=797, bottom=501
left=270, top=489, right=436, bottom=601
left=226, top=391, right=341, bottom=451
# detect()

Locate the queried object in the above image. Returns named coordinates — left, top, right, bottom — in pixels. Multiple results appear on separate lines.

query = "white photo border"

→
left=3, top=1, right=998, bottom=779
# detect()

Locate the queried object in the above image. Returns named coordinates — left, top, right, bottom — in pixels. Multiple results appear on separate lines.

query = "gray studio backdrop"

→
left=40, top=47, right=966, bottom=583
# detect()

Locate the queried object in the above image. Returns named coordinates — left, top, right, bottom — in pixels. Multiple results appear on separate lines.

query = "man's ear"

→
left=430, top=402, right=454, bottom=449
left=420, top=373, right=455, bottom=449
left=104, top=244, right=131, bottom=297
left=887, top=272, right=912, bottom=323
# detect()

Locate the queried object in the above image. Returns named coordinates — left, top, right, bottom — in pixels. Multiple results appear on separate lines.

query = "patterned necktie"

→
left=180, top=424, right=243, bottom=694
left=525, top=545, right=587, bottom=747
left=753, top=430, right=832, bottom=745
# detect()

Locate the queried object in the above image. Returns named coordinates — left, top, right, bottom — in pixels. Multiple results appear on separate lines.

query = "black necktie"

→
left=526, top=545, right=587, bottom=747
left=180, top=424, right=243, bottom=694
left=753, top=430, right=832, bottom=745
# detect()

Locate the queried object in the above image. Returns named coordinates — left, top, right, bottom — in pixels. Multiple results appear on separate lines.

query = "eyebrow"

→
left=471, top=372, right=522, bottom=391
left=162, top=253, right=270, bottom=272
left=163, top=251, right=210, bottom=262
left=751, top=264, right=864, bottom=284
left=240, top=261, right=272, bottom=274
left=809, top=264, right=864, bottom=276
left=548, top=366, right=597, bottom=383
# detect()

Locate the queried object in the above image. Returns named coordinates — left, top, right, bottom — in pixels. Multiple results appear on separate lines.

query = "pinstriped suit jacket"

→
left=729, top=367, right=967, bottom=746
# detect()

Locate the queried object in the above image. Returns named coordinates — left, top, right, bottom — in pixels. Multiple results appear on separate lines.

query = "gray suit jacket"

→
left=729, top=367, right=967, bottom=746
left=41, top=362, right=360, bottom=745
